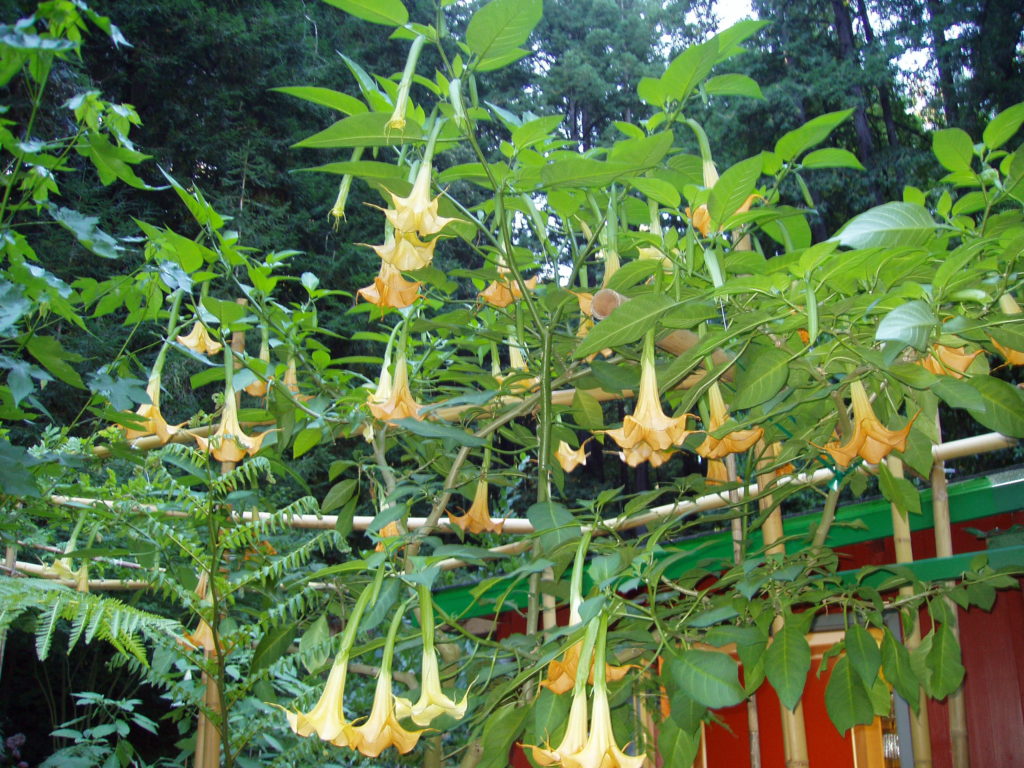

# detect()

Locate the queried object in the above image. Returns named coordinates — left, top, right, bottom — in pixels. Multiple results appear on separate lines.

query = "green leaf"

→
left=25, top=335, right=84, bottom=388
left=478, top=704, right=530, bottom=768
left=540, top=156, right=640, bottom=189
left=83, top=133, right=151, bottom=189
left=321, top=0, right=408, bottom=26
left=877, top=461, right=922, bottom=519
left=932, top=375, right=986, bottom=415
left=926, top=624, right=965, bottom=699
left=630, top=177, right=680, bottom=208
left=708, top=154, right=762, bottom=228
left=511, top=115, right=564, bottom=150
left=574, top=294, right=676, bottom=358
left=964, top=376, right=1024, bottom=437
left=298, top=614, right=331, bottom=674
left=835, top=202, right=937, bottom=249
left=844, top=625, right=881, bottom=689
left=292, top=427, right=321, bottom=458
left=466, top=0, right=541, bottom=65
left=881, top=628, right=920, bottom=713
left=825, top=655, right=874, bottom=734
left=271, top=86, right=368, bottom=115
left=657, top=719, right=701, bottom=767
left=322, top=479, right=357, bottom=514
left=528, top=688, right=571, bottom=746
left=983, top=103, right=1024, bottom=151
left=251, top=621, right=297, bottom=673
left=666, top=649, right=745, bottom=709
left=202, top=295, right=248, bottom=326
left=293, top=112, right=422, bottom=149
left=875, top=300, right=937, bottom=351
left=802, top=148, right=865, bottom=171
left=526, top=501, right=580, bottom=554
left=668, top=688, right=707, bottom=732
left=775, top=109, right=854, bottom=162
left=764, top=621, right=810, bottom=711
left=50, top=206, right=122, bottom=259
left=391, top=418, right=485, bottom=446
left=0, top=280, right=30, bottom=334
left=932, top=128, right=975, bottom=172
left=704, top=73, right=763, bottom=100
left=731, top=345, right=789, bottom=409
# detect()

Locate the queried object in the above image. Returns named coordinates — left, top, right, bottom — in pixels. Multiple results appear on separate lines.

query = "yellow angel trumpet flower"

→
left=351, top=607, right=425, bottom=757
left=823, top=379, right=917, bottom=467
left=243, top=332, right=271, bottom=397
left=368, top=230, right=437, bottom=271
left=284, top=650, right=359, bottom=747
left=394, top=649, right=468, bottom=726
left=918, top=343, right=982, bottom=379
left=696, top=381, right=763, bottom=459
left=368, top=351, right=423, bottom=422
left=555, top=440, right=588, bottom=473
left=357, top=262, right=421, bottom=309
left=383, top=161, right=458, bottom=238
left=176, top=322, right=223, bottom=356
left=447, top=477, right=505, bottom=535
left=193, top=392, right=273, bottom=464
left=528, top=686, right=590, bottom=766
left=604, top=332, right=696, bottom=467
left=124, top=374, right=184, bottom=443
left=480, top=270, right=538, bottom=308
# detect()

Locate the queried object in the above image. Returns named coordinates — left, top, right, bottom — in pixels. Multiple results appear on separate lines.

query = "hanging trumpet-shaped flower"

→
left=529, top=686, right=590, bottom=766
left=604, top=331, right=696, bottom=467
left=823, top=379, right=917, bottom=467
left=193, top=347, right=273, bottom=463
left=539, top=632, right=633, bottom=695
left=281, top=574, right=380, bottom=748
left=176, top=322, right=223, bottom=355
left=244, top=328, right=271, bottom=397
left=358, top=263, right=421, bottom=309
left=918, top=343, right=982, bottom=379
left=385, top=36, right=425, bottom=133
left=368, top=230, right=437, bottom=271
left=990, top=293, right=1024, bottom=365
left=685, top=204, right=712, bottom=236
left=395, top=586, right=469, bottom=726
left=696, top=381, right=763, bottom=459
left=480, top=271, right=538, bottom=309
left=555, top=440, right=588, bottom=473
left=125, top=374, right=184, bottom=443
left=368, top=350, right=423, bottom=422
left=705, top=458, right=729, bottom=486
left=448, top=478, right=504, bottom=535
left=383, top=163, right=457, bottom=238
left=351, top=606, right=425, bottom=757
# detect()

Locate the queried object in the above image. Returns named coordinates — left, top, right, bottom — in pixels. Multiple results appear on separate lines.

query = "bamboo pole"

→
left=887, top=456, right=932, bottom=768
left=758, top=444, right=809, bottom=768
left=0, top=545, right=17, bottom=682
left=930, top=416, right=968, bottom=768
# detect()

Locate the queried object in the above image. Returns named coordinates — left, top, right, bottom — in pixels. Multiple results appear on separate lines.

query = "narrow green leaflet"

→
left=271, top=86, right=368, bottom=115
left=466, top=0, right=541, bottom=66
left=926, top=624, right=965, bottom=699
left=665, top=649, right=745, bottom=709
left=825, top=655, right=874, bottom=734
left=731, top=344, right=790, bottom=409
left=844, top=625, right=882, bottom=689
left=932, top=128, right=974, bottom=173
left=764, top=621, right=810, bottom=711
left=293, top=112, right=422, bottom=149
left=875, top=300, right=937, bottom=351
left=881, top=629, right=920, bottom=713
left=25, top=335, right=84, bottom=388
left=574, top=294, right=677, bottom=358
left=834, top=202, right=937, bottom=249
left=321, top=0, right=408, bottom=26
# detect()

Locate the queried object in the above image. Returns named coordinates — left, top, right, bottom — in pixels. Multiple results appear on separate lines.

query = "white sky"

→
left=715, top=0, right=756, bottom=31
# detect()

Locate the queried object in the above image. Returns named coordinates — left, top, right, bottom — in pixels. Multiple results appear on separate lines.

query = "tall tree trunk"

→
left=926, top=0, right=959, bottom=126
left=829, top=0, right=876, bottom=174
left=854, top=0, right=899, bottom=148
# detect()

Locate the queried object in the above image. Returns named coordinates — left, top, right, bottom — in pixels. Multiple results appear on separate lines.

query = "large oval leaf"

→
left=574, top=294, right=676, bottom=358
left=764, top=621, right=810, bottom=711
left=731, top=344, right=790, bottom=409
left=965, top=376, right=1024, bottom=437
left=825, top=655, right=874, bottom=734
left=834, top=202, right=937, bottom=249
left=321, top=0, right=408, bottom=26
left=466, top=0, right=541, bottom=65
left=665, top=649, right=745, bottom=709
left=875, top=300, right=937, bottom=351
left=293, top=112, right=422, bottom=149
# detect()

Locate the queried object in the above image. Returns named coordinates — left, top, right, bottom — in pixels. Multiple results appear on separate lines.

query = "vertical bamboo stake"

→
left=0, top=545, right=16, bottom=681
left=756, top=445, right=809, bottom=768
left=887, top=456, right=932, bottom=768
left=929, top=417, right=968, bottom=768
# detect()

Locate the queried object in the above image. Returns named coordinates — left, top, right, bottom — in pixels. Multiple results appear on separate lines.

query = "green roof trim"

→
left=434, top=469, right=1024, bottom=621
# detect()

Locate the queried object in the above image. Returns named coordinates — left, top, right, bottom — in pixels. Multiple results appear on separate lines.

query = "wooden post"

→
left=929, top=417, right=968, bottom=768
left=888, top=456, right=932, bottom=768
left=757, top=444, right=809, bottom=768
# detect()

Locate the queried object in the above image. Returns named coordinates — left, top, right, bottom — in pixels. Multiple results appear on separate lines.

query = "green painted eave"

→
left=433, top=469, right=1024, bottom=621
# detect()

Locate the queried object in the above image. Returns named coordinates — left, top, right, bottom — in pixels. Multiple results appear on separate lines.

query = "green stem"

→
left=569, top=531, right=593, bottom=622
left=417, top=584, right=435, bottom=655
left=812, top=486, right=842, bottom=548
left=591, top=610, right=609, bottom=689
